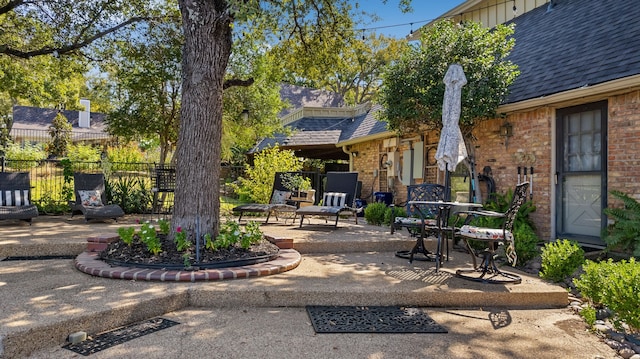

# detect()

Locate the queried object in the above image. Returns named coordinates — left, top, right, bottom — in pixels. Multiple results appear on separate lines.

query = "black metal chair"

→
left=391, top=184, right=448, bottom=263
left=454, top=182, right=529, bottom=284
left=70, top=173, right=125, bottom=222
left=150, top=164, right=176, bottom=219
left=233, top=172, right=299, bottom=224
left=0, top=172, right=39, bottom=224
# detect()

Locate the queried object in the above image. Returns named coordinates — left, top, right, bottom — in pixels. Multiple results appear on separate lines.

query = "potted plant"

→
left=281, top=172, right=312, bottom=199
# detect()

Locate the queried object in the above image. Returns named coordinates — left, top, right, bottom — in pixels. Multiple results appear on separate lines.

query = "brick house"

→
left=338, top=0, right=639, bottom=249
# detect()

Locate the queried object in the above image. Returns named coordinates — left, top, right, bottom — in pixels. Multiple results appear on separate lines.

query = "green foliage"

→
left=539, top=239, right=585, bottom=282
left=106, top=144, right=146, bottom=171
left=580, top=306, right=597, bottom=328
left=233, top=146, right=303, bottom=203
left=174, top=226, right=191, bottom=252
left=60, top=158, right=74, bottom=202
left=107, top=176, right=152, bottom=214
left=512, top=224, right=540, bottom=265
left=35, top=191, right=70, bottom=214
left=207, top=220, right=264, bottom=251
left=47, top=112, right=72, bottom=158
left=385, top=206, right=407, bottom=227
left=574, top=258, right=640, bottom=332
left=364, top=202, right=388, bottom=226
left=280, top=172, right=312, bottom=192
left=5, top=143, right=46, bottom=170
left=117, top=227, right=136, bottom=246
left=380, top=19, right=519, bottom=136
left=139, top=222, right=161, bottom=255
left=602, top=190, right=640, bottom=257
left=158, top=219, right=170, bottom=236
left=66, top=143, right=101, bottom=163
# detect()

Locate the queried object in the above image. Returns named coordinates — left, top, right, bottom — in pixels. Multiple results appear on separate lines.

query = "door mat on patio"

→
left=63, top=318, right=179, bottom=356
left=306, top=306, right=447, bottom=334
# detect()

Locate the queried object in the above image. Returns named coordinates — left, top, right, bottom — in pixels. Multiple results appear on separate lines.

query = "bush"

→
left=233, top=146, right=303, bottom=204
left=364, top=202, right=387, bottom=226
left=512, top=224, right=540, bottom=265
left=602, top=190, right=640, bottom=257
left=107, top=176, right=152, bottom=214
left=574, top=258, right=640, bottom=332
left=384, top=206, right=407, bottom=227
left=5, top=143, right=46, bottom=170
left=107, top=144, right=146, bottom=171
left=67, top=143, right=101, bottom=163
left=539, top=239, right=585, bottom=282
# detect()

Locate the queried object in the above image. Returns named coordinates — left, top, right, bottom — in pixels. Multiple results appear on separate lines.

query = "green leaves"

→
left=539, top=239, right=584, bottom=282
left=603, top=190, right=640, bottom=257
left=379, top=19, right=519, bottom=137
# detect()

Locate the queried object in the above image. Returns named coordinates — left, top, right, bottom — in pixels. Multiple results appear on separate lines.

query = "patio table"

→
left=404, top=201, right=482, bottom=272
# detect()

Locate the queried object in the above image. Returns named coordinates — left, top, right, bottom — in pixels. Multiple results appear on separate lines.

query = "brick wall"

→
left=350, top=89, right=640, bottom=242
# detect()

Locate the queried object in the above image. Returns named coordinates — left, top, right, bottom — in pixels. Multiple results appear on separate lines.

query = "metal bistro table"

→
left=405, top=200, right=482, bottom=272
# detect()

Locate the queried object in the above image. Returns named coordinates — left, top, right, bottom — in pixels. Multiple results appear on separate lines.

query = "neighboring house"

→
left=258, top=0, right=640, bottom=248
left=251, top=84, right=351, bottom=160
left=10, top=103, right=111, bottom=146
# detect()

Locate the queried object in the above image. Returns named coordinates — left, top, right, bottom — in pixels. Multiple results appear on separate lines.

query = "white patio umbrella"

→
left=434, top=64, right=468, bottom=201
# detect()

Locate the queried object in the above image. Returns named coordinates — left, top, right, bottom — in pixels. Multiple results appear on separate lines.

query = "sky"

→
left=352, top=1, right=466, bottom=39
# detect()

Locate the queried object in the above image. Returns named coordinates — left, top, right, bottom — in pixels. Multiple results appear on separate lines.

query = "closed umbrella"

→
left=435, top=64, right=468, bottom=201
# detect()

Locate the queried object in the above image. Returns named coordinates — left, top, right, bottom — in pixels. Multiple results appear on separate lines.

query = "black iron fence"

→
left=0, top=157, right=243, bottom=214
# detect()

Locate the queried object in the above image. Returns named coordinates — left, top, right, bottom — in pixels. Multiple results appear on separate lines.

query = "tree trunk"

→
left=174, top=0, right=232, bottom=240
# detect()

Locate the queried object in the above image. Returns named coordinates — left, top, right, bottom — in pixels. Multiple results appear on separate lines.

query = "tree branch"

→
left=223, top=78, right=255, bottom=89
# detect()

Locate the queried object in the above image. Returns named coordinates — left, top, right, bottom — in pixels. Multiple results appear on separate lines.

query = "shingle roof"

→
left=11, top=105, right=107, bottom=134
left=504, top=0, right=640, bottom=104
left=279, top=84, right=345, bottom=117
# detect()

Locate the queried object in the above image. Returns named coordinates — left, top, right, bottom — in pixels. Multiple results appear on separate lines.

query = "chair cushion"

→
left=78, top=190, right=104, bottom=207
left=394, top=217, right=438, bottom=227
left=323, top=192, right=347, bottom=207
left=459, top=225, right=517, bottom=265
left=270, top=190, right=290, bottom=204
left=0, top=189, right=30, bottom=206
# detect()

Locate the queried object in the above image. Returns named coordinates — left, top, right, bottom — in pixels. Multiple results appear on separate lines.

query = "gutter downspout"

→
left=342, top=146, right=355, bottom=172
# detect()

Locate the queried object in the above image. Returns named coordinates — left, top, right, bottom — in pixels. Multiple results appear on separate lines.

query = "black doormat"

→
left=306, top=306, right=447, bottom=334
left=63, top=318, right=179, bottom=356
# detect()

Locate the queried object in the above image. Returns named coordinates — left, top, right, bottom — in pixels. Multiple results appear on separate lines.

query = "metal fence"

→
left=0, top=158, right=244, bottom=213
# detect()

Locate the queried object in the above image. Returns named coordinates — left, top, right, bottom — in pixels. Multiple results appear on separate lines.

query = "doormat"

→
left=63, top=318, right=180, bottom=356
left=306, top=306, right=447, bottom=334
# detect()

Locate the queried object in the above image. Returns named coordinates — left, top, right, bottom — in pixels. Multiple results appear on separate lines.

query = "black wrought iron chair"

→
left=150, top=164, right=176, bottom=219
left=295, top=172, right=359, bottom=228
left=454, top=182, right=529, bottom=284
left=233, top=172, right=299, bottom=224
left=391, top=184, right=448, bottom=263
left=70, top=173, right=125, bottom=222
left=0, top=172, right=39, bottom=224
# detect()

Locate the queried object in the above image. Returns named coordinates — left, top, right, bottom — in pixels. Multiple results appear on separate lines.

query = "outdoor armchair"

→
left=0, top=172, right=39, bottom=224
left=70, top=172, right=125, bottom=222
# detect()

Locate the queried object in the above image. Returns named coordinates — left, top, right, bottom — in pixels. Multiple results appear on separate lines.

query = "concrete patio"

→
left=0, top=215, right=616, bottom=358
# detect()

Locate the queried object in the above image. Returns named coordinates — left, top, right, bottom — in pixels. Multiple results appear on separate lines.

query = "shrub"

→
left=384, top=206, right=407, bottom=227
left=574, top=258, right=640, bottom=332
left=5, top=143, right=46, bottom=170
left=364, top=202, right=387, bottom=226
left=512, top=224, right=540, bottom=265
left=539, top=239, right=585, bottom=282
left=233, top=146, right=303, bottom=203
left=602, top=190, right=640, bottom=257
left=107, top=144, right=145, bottom=171
left=67, top=143, right=101, bottom=163
left=107, top=176, right=152, bottom=214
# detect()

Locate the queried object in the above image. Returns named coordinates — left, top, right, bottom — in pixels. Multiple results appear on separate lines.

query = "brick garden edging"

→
left=77, top=234, right=301, bottom=282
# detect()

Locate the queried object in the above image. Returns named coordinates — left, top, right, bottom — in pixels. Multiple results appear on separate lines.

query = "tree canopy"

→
left=379, top=20, right=519, bottom=138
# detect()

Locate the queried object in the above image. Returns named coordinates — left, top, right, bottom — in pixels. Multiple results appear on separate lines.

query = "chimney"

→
left=79, top=99, right=90, bottom=128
